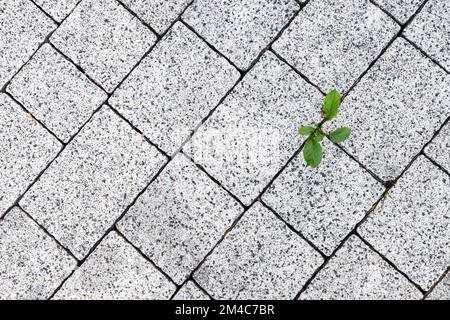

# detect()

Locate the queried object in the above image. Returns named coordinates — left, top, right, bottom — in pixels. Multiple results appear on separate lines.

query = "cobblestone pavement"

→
left=0, top=0, right=449, bottom=300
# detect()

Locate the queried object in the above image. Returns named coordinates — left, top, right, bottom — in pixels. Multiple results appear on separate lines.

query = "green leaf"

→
left=303, top=138, right=323, bottom=168
left=323, top=89, right=341, bottom=121
left=314, top=131, right=325, bottom=142
left=329, top=127, right=352, bottom=143
left=298, top=126, right=315, bottom=136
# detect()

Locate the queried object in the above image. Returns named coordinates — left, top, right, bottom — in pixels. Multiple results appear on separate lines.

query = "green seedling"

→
left=298, top=89, right=351, bottom=168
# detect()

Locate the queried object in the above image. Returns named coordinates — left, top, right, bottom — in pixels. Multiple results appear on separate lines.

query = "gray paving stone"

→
left=110, top=22, right=239, bottom=155
left=53, top=231, right=176, bottom=300
left=263, top=140, right=384, bottom=255
left=359, top=156, right=450, bottom=290
left=20, top=106, right=166, bottom=259
left=7, top=44, right=107, bottom=142
left=184, top=51, right=323, bottom=205
left=118, top=154, right=243, bottom=284
left=273, top=0, right=399, bottom=93
left=0, top=207, right=76, bottom=300
left=173, top=281, right=211, bottom=300
left=0, top=93, right=61, bottom=215
left=427, top=272, right=450, bottom=300
left=34, top=0, right=79, bottom=22
left=194, top=202, right=323, bottom=300
left=183, top=0, right=299, bottom=70
left=300, top=236, right=422, bottom=300
left=405, top=0, right=450, bottom=71
left=325, top=38, right=450, bottom=181
left=0, top=0, right=55, bottom=88
left=120, top=0, right=190, bottom=34
left=50, top=0, right=156, bottom=92
left=425, top=122, right=450, bottom=173
left=373, top=0, right=425, bottom=23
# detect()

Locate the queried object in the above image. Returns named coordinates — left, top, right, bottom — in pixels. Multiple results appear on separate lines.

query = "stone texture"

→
left=173, top=281, right=211, bottom=300
left=0, top=93, right=61, bottom=215
left=0, top=0, right=55, bottom=88
left=20, top=106, right=166, bottom=259
left=325, top=38, right=450, bottom=181
left=300, top=236, right=422, bottom=300
left=0, top=207, right=76, bottom=300
left=194, top=202, right=323, bottom=300
left=359, top=156, right=450, bottom=290
left=427, top=272, right=450, bottom=300
left=110, top=22, right=240, bottom=155
left=184, top=51, right=323, bottom=205
left=263, top=140, right=384, bottom=255
left=50, top=0, right=156, bottom=92
left=53, top=231, right=176, bottom=300
left=34, top=0, right=79, bottom=22
left=183, top=0, right=299, bottom=70
left=273, top=0, right=399, bottom=93
left=425, top=122, right=450, bottom=173
left=118, top=154, right=243, bottom=284
left=373, top=0, right=425, bottom=23
left=8, top=44, right=107, bottom=142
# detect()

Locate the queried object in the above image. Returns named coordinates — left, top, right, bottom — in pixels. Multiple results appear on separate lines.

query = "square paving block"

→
left=194, top=202, right=323, bottom=300
left=273, top=0, right=399, bottom=93
left=20, top=106, right=167, bottom=259
left=373, top=0, right=425, bottom=23
left=118, top=154, right=243, bottom=284
left=426, top=272, right=450, bottom=300
left=184, top=51, right=323, bottom=205
left=8, top=44, right=107, bottom=142
left=50, top=0, right=156, bottom=92
left=34, top=0, right=79, bottom=22
left=183, top=0, right=299, bottom=70
left=425, top=122, right=450, bottom=173
left=53, top=231, right=176, bottom=299
left=110, top=22, right=240, bottom=155
left=173, top=281, right=211, bottom=300
left=359, top=156, right=450, bottom=290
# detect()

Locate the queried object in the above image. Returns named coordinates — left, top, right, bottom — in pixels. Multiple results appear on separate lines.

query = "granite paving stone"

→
left=359, top=156, right=450, bottom=290
left=20, top=106, right=167, bottom=259
left=425, top=122, right=450, bottom=173
left=173, top=281, right=211, bottom=300
left=7, top=44, right=108, bottom=142
left=426, top=272, right=450, bottom=300
left=34, top=0, right=79, bottom=22
left=194, top=202, right=323, bottom=300
left=110, top=22, right=240, bottom=155
left=373, top=0, right=425, bottom=23
left=183, top=0, right=299, bottom=70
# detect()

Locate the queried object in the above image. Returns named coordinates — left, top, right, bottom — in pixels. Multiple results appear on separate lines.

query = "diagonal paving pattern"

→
left=0, top=0, right=449, bottom=300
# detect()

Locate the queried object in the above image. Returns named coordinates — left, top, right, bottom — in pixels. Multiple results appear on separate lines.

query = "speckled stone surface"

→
left=184, top=52, right=323, bottom=205
left=50, top=0, right=156, bottom=92
left=0, top=207, right=76, bottom=300
left=300, top=236, right=422, bottom=300
left=325, top=38, right=450, bottom=181
left=373, top=0, right=425, bottom=23
left=0, top=0, right=55, bottom=88
left=183, top=0, right=299, bottom=70
left=20, top=107, right=166, bottom=259
left=110, top=22, right=240, bottom=155
left=120, top=0, right=190, bottom=34
left=425, top=122, right=450, bottom=173
left=34, top=0, right=79, bottom=22
left=53, top=231, right=176, bottom=300
left=194, top=202, right=323, bottom=300
left=405, top=0, right=450, bottom=71
left=273, top=0, right=399, bottom=93
left=118, top=154, right=243, bottom=284
left=427, top=272, right=450, bottom=300
left=263, top=140, right=384, bottom=255
left=173, top=281, right=211, bottom=300
left=359, top=156, right=450, bottom=290
left=0, top=93, right=61, bottom=215
left=7, top=44, right=107, bottom=142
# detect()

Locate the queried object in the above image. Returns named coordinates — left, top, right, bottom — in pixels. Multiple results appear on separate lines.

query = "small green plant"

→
left=298, top=89, right=352, bottom=168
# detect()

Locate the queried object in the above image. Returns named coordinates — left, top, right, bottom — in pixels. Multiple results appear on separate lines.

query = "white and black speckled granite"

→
left=184, top=51, right=323, bottom=206
left=263, top=140, right=384, bottom=255
left=118, top=154, right=243, bottom=284
left=34, top=0, right=79, bottom=22
left=0, top=93, right=61, bottom=215
left=359, top=156, right=450, bottom=291
left=300, top=236, right=422, bottom=300
left=194, top=202, right=323, bottom=300
left=20, top=106, right=167, bottom=259
left=183, top=0, right=299, bottom=70
left=273, top=0, right=399, bottom=93
left=173, top=281, right=211, bottom=300
left=425, top=122, right=450, bottom=173
left=53, top=231, right=176, bottom=300
left=8, top=44, right=107, bottom=142
left=373, top=0, right=425, bottom=23
left=0, top=207, right=76, bottom=300
left=325, top=38, right=450, bottom=181
left=50, top=0, right=156, bottom=92
left=0, top=0, right=55, bottom=88
left=426, top=272, right=450, bottom=300
left=110, top=22, right=240, bottom=155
